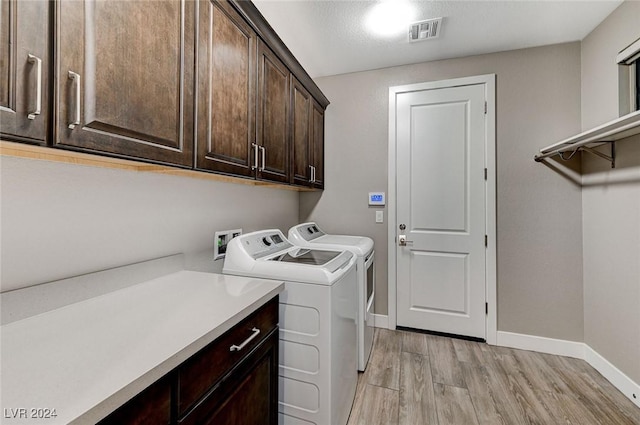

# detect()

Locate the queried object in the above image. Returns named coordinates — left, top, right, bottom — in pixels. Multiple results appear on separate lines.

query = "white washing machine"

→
left=288, top=222, right=375, bottom=372
left=223, top=229, right=358, bottom=425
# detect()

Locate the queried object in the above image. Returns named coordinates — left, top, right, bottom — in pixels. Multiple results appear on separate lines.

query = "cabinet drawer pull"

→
left=27, top=54, right=42, bottom=120
left=251, top=143, right=259, bottom=170
left=229, top=327, right=260, bottom=352
left=68, top=71, right=81, bottom=129
left=259, top=146, right=266, bottom=171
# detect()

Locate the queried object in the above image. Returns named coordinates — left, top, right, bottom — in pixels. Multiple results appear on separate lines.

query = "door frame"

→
left=387, top=74, right=497, bottom=344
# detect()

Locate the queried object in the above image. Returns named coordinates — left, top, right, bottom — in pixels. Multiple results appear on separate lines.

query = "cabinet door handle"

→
left=259, top=146, right=266, bottom=171
left=309, top=165, right=313, bottom=183
left=251, top=143, right=258, bottom=170
left=27, top=54, right=42, bottom=120
left=68, top=71, right=81, bottom=129
left=229, top=327, right=261, bottom=352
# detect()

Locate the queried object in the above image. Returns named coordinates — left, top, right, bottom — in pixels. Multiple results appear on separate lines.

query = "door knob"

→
left=399, top=235, right=413, bottom=246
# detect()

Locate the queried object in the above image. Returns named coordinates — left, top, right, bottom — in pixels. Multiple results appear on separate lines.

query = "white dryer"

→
left=288, top=222, right=375, bottom=371
left=223, top=229, right=358, bottom=425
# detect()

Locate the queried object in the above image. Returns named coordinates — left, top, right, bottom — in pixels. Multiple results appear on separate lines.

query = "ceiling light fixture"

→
left=365, top=0, right=416, bottom=38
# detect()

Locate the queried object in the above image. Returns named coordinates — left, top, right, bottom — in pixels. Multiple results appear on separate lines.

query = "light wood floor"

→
left=347, top=328, right=640, bottom=425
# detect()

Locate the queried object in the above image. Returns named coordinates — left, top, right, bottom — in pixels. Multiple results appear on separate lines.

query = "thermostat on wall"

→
left=368, top=192, right=385, bottom=206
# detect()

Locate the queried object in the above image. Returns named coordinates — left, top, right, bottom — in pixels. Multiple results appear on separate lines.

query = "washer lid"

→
left=270, top=249, right=341, bottom=265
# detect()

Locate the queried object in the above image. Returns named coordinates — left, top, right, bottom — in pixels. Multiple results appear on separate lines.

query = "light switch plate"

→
left=375, top=210, right=384, bottom=223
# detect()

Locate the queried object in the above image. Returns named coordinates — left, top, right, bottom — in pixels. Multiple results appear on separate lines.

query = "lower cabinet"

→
left=179, top=329, right=278, bottom=425
left=97, top=296, right=278, bottom=425
left=97, top=378, right=172, bottom=425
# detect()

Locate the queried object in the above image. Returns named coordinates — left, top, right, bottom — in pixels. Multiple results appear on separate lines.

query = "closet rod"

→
left=534, top=119, right=638, bottom=162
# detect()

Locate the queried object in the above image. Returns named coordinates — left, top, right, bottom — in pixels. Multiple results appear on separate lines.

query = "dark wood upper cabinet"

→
left=0, top=0, right=50, bottom=145
left=291, top=76, right=324, bottom=188
left=196, top=1, right=290, bottom=184
left=291, top=76, right=312, bottom=186
left=2, top=0, right=328, bottom=189
left=310, top=99, right=325, bottom=189
left=256, top=39, right=289, bottom=183
left=53, top=0, right=195, bottom=167
left=195, top=0, right=257, bottom=177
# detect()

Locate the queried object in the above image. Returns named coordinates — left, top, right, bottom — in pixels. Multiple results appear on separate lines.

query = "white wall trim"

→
left=372, top=313, right=389, bottom=329
left=496, top=331, right=585, bottom=359
left=584, top=344, right=640, bottom=409
left=496, top=331, right=640, bottom=408
left=387, top=74, right=497, bottom=345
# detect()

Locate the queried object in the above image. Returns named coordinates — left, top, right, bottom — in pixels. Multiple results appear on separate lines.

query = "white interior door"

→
left=395, top=82, right=487, bottom=339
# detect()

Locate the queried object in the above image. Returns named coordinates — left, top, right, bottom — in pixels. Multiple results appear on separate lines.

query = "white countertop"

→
left=0, top=271, right=284, bottom=424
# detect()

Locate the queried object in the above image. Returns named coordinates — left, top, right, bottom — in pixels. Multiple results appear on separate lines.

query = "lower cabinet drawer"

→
left=97, top=377, right=172, bottom=425
left=96, top=296, right=279, bottom=425
left=177, top=297, right=278, bottom=417
left=179, top=328, right=279, bottom=425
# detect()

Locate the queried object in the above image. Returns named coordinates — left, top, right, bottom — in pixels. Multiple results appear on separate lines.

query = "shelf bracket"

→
left=581, top=141, right=616, bottom=168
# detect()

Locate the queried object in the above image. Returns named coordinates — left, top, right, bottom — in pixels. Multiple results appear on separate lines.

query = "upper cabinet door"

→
left=290, top=76, right=311, bottom=186
left=310, top=99, right=324, bottom=189
left=196, top=0, right=256, bottom=177
left=54, top=0, right=195, bottom=167
left=0, top=0, right=50, bottom=144
left=256, top=39, right=289, bottom=183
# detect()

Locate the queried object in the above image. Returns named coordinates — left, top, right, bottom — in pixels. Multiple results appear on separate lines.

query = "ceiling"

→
left=252, top=0, right=623, bottom=79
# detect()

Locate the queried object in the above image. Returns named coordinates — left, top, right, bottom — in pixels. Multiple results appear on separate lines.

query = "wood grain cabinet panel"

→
left=54, top=0, right=195, bottom=166
left=256, top=39, right=289, bottom=183
left=290, top=76, right=325, bottom=189
left=179, top=329, right=279, bottom=425
left=195, top=0, right=256, bottom=177
left=97, top=377, right=172, bottom=425
left=0, top=0, right=50, bottom=145
left=290, top=76, right=312, bottom=186
left=310, top=99, right=325, bottom=189
left=177, top=297, right=278, bottom=417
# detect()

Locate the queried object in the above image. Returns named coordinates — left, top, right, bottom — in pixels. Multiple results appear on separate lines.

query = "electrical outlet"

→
left=214, top=231, right=227, bottom=260
left=214, top=229, right=242, bottom=260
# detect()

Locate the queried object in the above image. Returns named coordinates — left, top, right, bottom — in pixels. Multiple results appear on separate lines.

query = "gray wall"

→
left=304, top=42, right=585, bottom=341
left=580, top=0, right=640, bottom=384
left=1, top=156, right=299, bottom=292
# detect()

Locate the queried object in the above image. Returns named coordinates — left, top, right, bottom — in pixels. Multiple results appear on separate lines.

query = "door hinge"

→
left=484, top=235, right=488, bottom=247
left=484, top=168, right=487, bottom=180
left=485, top=302, right=488, bottom=315
left=484, top=101, right=487, bottom=114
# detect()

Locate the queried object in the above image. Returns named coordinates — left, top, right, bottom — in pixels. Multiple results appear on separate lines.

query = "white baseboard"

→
left=372, top=313, right=389, bottom=329
left=496, top=331, right=640, bottom=409
left=496, top=331, right=585, bottom=359
left=584, top=345, right=640, bottom=409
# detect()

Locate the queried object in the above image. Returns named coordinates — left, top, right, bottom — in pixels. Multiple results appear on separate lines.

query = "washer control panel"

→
left=238, top=230, right=292, bottom=259
left=295, top=223, right=325, bottom=242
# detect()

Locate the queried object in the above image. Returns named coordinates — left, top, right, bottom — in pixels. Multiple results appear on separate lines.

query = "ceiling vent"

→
left=409, top=18, right=443, bottom=42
